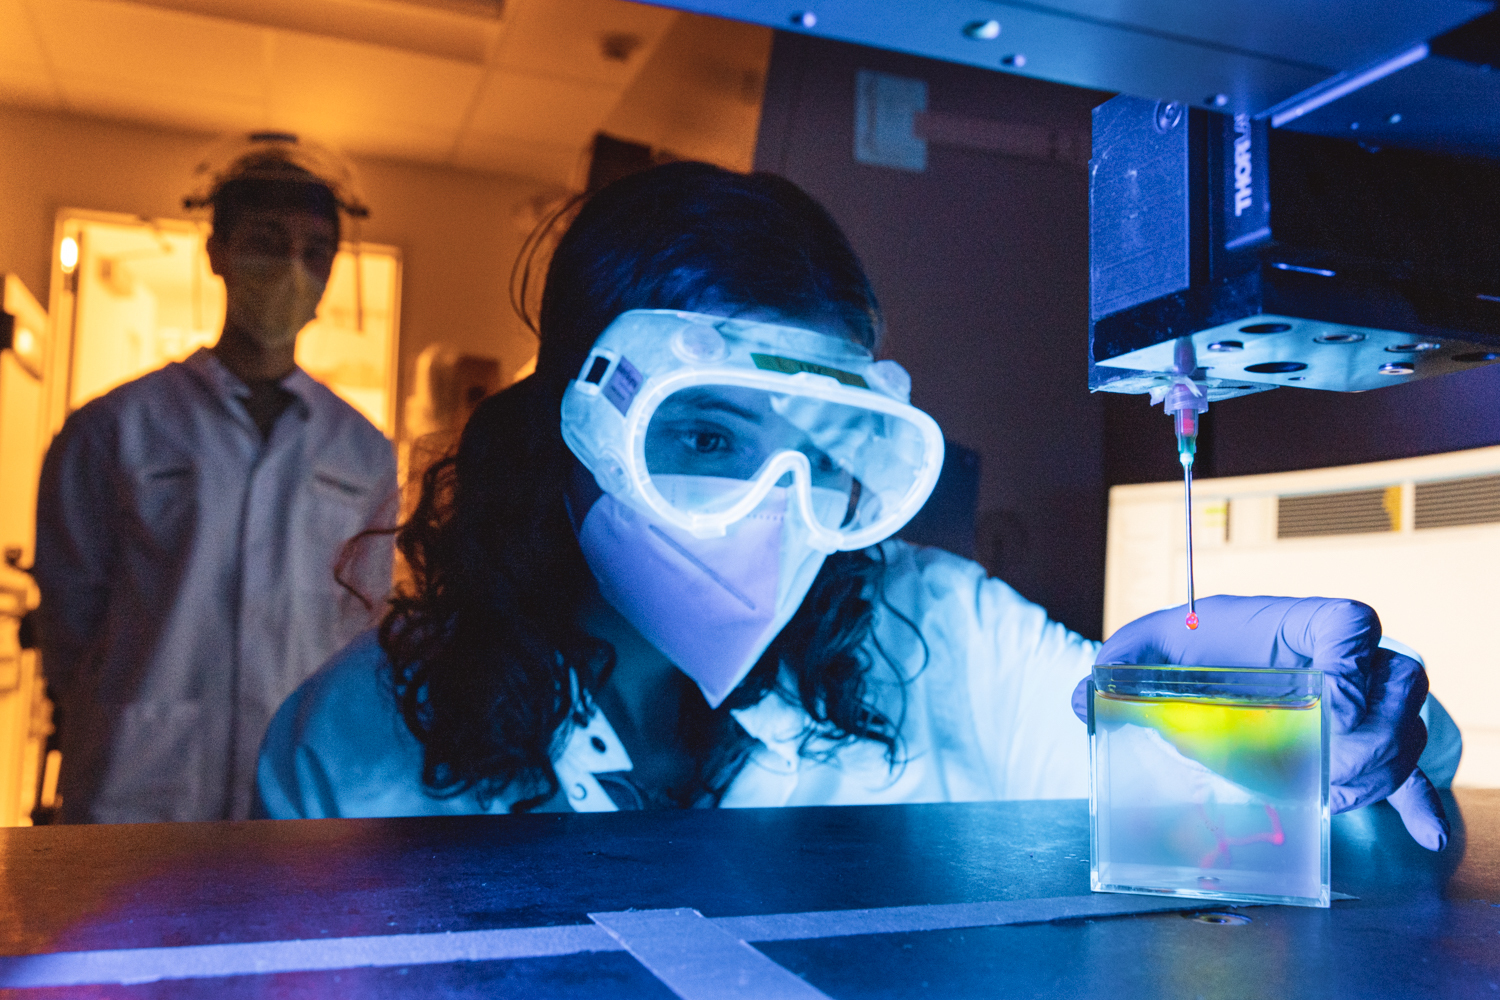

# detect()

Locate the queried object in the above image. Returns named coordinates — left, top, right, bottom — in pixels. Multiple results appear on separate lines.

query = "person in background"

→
left=35, top=135, right=397, bottom=823
left=257, top=163, right=1450, bottom=853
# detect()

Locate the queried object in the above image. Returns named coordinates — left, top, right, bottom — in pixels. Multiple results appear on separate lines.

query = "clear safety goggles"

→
left=561, top=310, right=945, bottom=552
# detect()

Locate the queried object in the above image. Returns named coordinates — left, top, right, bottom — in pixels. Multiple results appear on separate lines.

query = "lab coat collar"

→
left=551, top=678, right=810, bottom=812
left=555, top=676, right=810, bottom=778
left=183, top=347, right=316, bottom=419
left=551, top=706, right=632, bottom=813
left=729, top=678, right=809, bottom=775
left=557, top=706, right=633, bottom=773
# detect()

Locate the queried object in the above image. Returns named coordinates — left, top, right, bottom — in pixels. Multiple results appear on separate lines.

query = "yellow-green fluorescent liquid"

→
left=1094, top=692, right=1324, bottom=898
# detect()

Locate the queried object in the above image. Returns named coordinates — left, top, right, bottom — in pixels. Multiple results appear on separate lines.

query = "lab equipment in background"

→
left=400, top=346, right=501, bottom=515
left=403, top=345, right=502, bottom=441
left=1089, top=93, right=1500, bottom=400
left=1090, top=663, right=1331, bottom=908
left=1089, top=92, right=1500, bottom=632
left=0, top=276, right=57, bottom=827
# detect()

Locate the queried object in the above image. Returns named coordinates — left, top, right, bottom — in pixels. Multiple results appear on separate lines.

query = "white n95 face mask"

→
left=223, top=255, right=326, bottom=350
left=577, top=478, right=839, bottom=708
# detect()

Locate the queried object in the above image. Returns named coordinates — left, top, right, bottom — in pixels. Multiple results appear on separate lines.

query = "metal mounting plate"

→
left=1095, top=313, right=1500, bottom=392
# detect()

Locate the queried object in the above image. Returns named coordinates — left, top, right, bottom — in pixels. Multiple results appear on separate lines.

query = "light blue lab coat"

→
left=256, top=540, right=1461, bottom=818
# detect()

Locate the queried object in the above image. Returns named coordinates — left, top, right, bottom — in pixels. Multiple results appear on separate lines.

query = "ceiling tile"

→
left=600, top=12, right=770, bottom=170
left=0, top=68, right=61, bottom=110
left=464, top=70, right=618, bottom=147
left=0, top=0, right=50, bottom=72
left=493, top=0, right=676, bottom=87
left=271, top=107, right=457, bottom=163
left=55, top=76, right=264, bottom=133
left=30, top=0, right=265, bottom=100
left=113, top=0, right=502, bottom=65
left=450, top=131, right=581, bottom=185
left=2, top=0, right=707, bottom=183
left=268, top=31, right=483, bottom=133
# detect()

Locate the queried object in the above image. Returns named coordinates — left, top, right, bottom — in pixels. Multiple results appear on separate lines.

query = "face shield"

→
left=182, top=131, right=369, bottom=220
left=561, top=310, right=945, bottom=554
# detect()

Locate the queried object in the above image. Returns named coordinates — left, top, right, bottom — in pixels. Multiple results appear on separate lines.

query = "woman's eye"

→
left=684, top=430, right=730, bottom=454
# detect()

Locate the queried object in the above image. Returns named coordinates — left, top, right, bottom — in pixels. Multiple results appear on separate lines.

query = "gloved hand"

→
left=1071, top=595, right=1448, bottom=851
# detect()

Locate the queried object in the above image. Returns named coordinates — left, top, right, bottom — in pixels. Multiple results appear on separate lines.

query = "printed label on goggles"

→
left=750, top=353, right=870, bottom=388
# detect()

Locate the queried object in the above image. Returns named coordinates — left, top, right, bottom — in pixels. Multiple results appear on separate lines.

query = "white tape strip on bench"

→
left=590, top=908, right=833, bottom=1000
left=0, top=893, right=1219, bottom=989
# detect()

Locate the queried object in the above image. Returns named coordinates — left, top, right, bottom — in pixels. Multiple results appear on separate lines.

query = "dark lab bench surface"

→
left=0, top=791, right=1494, bottom=998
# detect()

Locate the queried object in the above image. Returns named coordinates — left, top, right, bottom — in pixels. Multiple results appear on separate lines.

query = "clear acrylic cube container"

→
left=1090, top=664, right=1330, bottom=908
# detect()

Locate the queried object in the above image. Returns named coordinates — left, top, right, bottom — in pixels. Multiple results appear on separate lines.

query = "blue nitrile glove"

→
left=1070, top=595, right=1448, bottom=851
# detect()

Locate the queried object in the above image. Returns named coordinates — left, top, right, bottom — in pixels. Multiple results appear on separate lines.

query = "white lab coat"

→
left=258, top=536, right=1465, bottom=819
left=36, top=348, right=397, bottom=823
left=256, top=541, right=1101, bottom=818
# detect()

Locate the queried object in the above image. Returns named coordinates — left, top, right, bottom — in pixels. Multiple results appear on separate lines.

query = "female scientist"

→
left=257, top=163, right=1447, bottom=850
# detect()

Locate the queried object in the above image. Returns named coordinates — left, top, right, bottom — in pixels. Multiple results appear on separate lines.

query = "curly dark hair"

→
left=381, top=162, right=916, bottom=811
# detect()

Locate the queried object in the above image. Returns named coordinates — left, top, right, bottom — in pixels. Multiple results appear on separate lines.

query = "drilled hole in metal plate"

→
left=1154, top=101, right=1183, bottom=132
left=1245, top=361, right=1307, bottom=374
left=1388, top=343, right=1441, bottom=353
left=1188, top=911, right=1252, bottom=926
left=1379, top=362, right=1415, bottom=375
left=1207, top=340, right=1243, bottom=352
left=1287, top=376, right=1306, bottom=381
left=1240, top=323, right=1292, bottom=334
left=1454, top=351, right=1500, bottom=363
left=1315, top=332, right=1365, bottom=344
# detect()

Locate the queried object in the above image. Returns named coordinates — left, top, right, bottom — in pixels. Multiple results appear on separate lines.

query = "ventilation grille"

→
left=1277, top=487, right=1398, bottom=538
left=1415, top=474, right=1500, bottom=530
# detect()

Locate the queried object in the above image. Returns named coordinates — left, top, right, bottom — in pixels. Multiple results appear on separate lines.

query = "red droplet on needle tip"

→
left=1186, top=612, right=1199, bottom=630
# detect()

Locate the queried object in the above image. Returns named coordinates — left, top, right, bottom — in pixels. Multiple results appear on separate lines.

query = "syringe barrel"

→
left=1174, top=407, right=1198, bottom=439
left=1162, top=383, right=1207, bottom=435
left=1160, top=380, right=1208, bottom=460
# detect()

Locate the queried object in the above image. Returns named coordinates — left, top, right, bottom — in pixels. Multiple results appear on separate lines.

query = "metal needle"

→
left=1162, top=363, right=1206, bottom=631
left=1182, top=453, right=1198, bottom=630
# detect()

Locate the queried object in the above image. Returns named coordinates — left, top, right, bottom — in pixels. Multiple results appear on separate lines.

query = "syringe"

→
left=1160, top=380, right=1208, bottom=630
